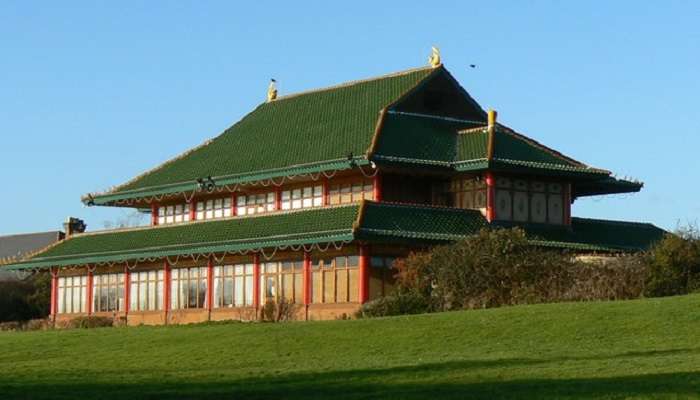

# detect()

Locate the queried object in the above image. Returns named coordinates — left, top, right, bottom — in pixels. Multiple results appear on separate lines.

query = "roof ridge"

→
left=572, top=216, right=662, bottom=229
left=495, top=124, right=594, bottom=169
left=457, top=126, right=488, bottom=135
left=368, top=200, right=486, bottom=214
left=0, top=231, right=62, bottom=240
left=273, top=65, right=434, bottom=103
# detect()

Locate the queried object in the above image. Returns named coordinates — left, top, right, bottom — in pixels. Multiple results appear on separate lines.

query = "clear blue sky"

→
left=1, top=1, right=698, bottom=235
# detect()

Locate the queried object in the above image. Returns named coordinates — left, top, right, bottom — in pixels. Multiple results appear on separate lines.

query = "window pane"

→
left=233, top=276, right=243, bottom=306
left=223, top=277, right=233, bottom=307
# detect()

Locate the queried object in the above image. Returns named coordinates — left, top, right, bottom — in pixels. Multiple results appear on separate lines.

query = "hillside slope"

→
left=1, top=295, right=699, bottom=399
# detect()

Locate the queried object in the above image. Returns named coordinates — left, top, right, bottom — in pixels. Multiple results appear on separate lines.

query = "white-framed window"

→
left=237, top=192, right=276, bottom=216
left=281, top=185, right=323, bottom=210
left=57, top=276, right=87, bottom=314
left=450, top=178, right=487, bottom=210
left=213, top=264, right=254, bottom=308
left=129, top=270, right=164, bottom=312
left=494, top=178, right=566, bottom=224
left=311, top=256, right=359, bottom=304
left=196, top=198, right=232, bottom=221
left=259, top=260, right=304, bottom=305
left=93, top=273, right=125, bottom=312
left=171, top=267, right=208, bottom=309
left=158, top=204, right=190, bottom=225
left=329, top=180, right=373, bottom=205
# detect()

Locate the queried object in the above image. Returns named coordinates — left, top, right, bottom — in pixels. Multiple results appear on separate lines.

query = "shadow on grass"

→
left=2, top=354, right=699, bottom=399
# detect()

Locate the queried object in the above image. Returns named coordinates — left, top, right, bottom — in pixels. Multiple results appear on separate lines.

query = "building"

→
left=2, top=52, right=665, bottom=325
left=0, top=231, right=65, bottom=281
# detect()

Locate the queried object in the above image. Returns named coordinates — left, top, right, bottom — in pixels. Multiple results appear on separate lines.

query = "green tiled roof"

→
left=4, top=205, right=360, bottom=270
left=89, top=67, right=437, bottom=205
left=512, top=218, right=667, bottom=252
left=372, top=112, right=469, bottom=166
left=2, top=202, right=665, bottom=271
left=84, top=64, right=642, bottom=205
left=357, top=202, right=488, bottom=242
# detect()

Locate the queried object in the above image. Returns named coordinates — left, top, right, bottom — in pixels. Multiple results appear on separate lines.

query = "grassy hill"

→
left=1, top=295, right=699, bottom=400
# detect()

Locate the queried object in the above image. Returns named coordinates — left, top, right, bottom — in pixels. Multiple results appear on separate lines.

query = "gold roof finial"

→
left=267, top=79, right=278, bottom=102
left=428, top=46, right=441, bottom=68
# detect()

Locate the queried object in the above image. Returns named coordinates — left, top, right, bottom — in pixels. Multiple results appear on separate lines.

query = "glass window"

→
left=329, top=179, right=373, bottom=205
left=237, top=192, right=275, bottom=216
left=93, top=273, right=125, bottom=312
left=259, top=260, right=304, bottom=305
left=369, top=256, right=397, bottom=300
left=282, top=185, right=324, bottom=210
left=171, top=267, right=208, bottom=310
left=213, top=263, right=254, bottom=308
left=196, top=197, right=232, bottom=220
left=57, top=276, right=87, bottom=314
left=311, top=256, right=359, bottom=304
left=129, top=270, right=164, bottom=311
left=158, top=204, right=190, bottom=225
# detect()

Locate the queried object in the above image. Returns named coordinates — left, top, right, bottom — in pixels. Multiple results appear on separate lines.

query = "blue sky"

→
left=0, top=1, right=698, bottom=235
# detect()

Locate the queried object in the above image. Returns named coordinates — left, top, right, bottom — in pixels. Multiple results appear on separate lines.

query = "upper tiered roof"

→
left=85, top=64, right=638, bottom=206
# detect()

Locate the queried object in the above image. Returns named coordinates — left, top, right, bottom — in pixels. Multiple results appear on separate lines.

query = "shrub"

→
left=644, top=226, right=700, bottom=298
left=395, top=228, right=577, bottom=311
left=259, top=299, right=298, bottom=322
left=566, top=255, right=648, bottom=301
left=65, top=316, right=115, bottom=329
left=356, top=291, right=430, bottom=318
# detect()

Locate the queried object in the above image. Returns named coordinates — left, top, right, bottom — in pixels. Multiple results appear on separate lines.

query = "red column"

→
left=189, top=200, right=196, bottom=221
left=164, top=260, right=172, bottom=316
left=231, top=194, right=237, bottom=216
left=359, top=245, right=370, bottom=304
left=123, top=264, right=131, bottom=316
left=373, top=173, right=382, bottom=202
left=151, top=204, right=159, bottom=226
left=253, top=253, right=261, bottom=309
left=485, top=172, right=496, bottom=222
left=275, top=188, right=282, bottom=211
left=207, top=256, right=214, bottom=311
left=303, top=251, right=312, bottom=305
left=86, top=267, right=94, bottom=315
left=322, top=179, right=330, bottom=206
left=50, top=268, right=58, bottom=320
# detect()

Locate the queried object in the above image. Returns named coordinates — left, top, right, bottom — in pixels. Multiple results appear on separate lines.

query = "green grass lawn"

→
left=1, top=295, right=699, bottom=399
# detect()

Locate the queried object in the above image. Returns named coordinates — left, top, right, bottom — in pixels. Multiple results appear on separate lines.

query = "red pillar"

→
left=275, top=188, right=282, bottom=211
left=189, top=200, right=196, bottom=221
left=86, top=266, right=94, bottom=315
left=231, top=194, right=237, bottom=216
left=322, top=179, right=330, bottom=206
left=151, top=204, right=159, bottom=226
left=50, top=268, right=58, bottom=320
left=373, top=173, right=382, bottom=202
left=485, top=172, right=496, bottom=222
left=253, top=253, right=261, bottom=309
left=207, top=256, right=214, bottom=311
left=359, top=245, right=370, bottom=304
left=123, top=264, right=130, bottom=316
left=164, top=260, right=172, bottom=317
left=303, top=251, right=312, bottom=305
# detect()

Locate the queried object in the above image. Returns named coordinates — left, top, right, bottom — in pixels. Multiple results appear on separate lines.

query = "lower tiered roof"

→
left=2, top=202, right=666, bottom=271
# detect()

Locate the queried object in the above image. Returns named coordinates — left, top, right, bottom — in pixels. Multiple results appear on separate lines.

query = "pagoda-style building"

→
left=3, top=51, right=664, bottom=324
